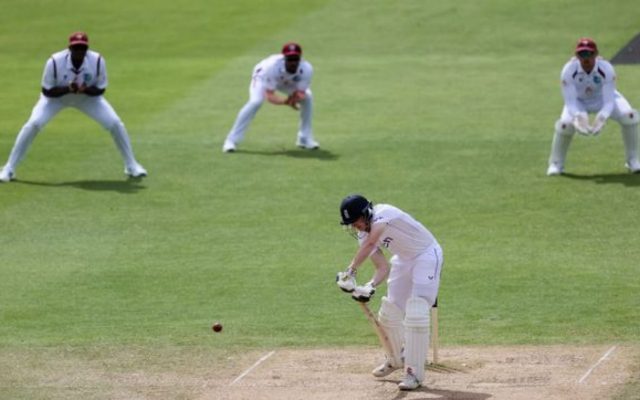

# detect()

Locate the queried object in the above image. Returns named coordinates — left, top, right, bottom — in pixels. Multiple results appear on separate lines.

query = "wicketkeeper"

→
left=547, top=37, right=640, bottom=175
left=336, top=194, right=444, bottom=391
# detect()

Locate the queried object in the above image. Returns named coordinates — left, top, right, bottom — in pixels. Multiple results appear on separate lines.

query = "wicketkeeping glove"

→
left=590, top=114, right=607, bottom=136
left=336, top=268, right=357, bottom=293
left=352, top=281, right=375, bottom=303
left=573, top=112, right=591, bottom=136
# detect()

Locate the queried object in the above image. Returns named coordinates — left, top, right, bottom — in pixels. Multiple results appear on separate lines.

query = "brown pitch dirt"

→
left=206, top=345, right=636, bottom=400
left=1, top=345, right=637, bottom=399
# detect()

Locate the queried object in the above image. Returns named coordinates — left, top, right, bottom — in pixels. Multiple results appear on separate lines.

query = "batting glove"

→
left=336, top=268, right=357, bottom=293
left=352, top=281, right=375, bottom=303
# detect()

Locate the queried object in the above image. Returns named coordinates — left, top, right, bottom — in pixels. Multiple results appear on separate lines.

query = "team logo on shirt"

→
left=593, top=76, right=601, bottom=84
left=83, top=73, right=92, bottom=83
left=382, top=237, right=393, bottom=248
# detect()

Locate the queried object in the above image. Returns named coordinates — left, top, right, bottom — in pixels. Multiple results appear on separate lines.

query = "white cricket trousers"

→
left=551, top=92, right=640, bottom=166
left=224, top=78, right=313, bottom=145
left=386, top=243, right=444, bottom=312
left=3, top=94, right=140, bottom=172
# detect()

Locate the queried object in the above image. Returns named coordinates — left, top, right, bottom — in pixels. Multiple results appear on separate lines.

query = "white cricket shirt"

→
left=560, top=57, right=617, bottom=117
left=254, top=54, right=312, bottom=94
left=358, top=204, right=437, bottom=260
left=42, top=49, right=107, bottom=91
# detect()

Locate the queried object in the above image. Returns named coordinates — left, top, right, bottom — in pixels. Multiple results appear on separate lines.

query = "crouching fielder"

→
left=547, top=37, right=640, bottom=176
left=336, top=194, right=443, bottom=391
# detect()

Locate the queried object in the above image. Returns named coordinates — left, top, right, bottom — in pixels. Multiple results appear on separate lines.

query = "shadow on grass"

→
left=561, top=172, right=640, bottom=187
left=14, top=178, right=146, bottom=193
left=232, top=148, right=339, bottom=160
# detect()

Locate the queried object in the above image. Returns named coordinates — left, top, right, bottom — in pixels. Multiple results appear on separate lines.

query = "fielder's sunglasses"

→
left=577, top=50, right=595, bottom=59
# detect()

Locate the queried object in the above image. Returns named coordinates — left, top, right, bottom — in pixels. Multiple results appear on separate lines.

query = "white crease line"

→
left=578, top=345, right=617, bottom=384
left=230, top=350, right=276, bottom=386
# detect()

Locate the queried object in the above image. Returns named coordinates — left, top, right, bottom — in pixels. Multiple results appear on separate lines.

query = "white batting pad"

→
left=378, top=297, right=404, bottom=367
left=403, top=296, right=430, bottom=383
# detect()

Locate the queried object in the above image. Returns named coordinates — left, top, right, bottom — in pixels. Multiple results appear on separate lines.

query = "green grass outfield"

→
left=1, top=0, right=639, bottom=397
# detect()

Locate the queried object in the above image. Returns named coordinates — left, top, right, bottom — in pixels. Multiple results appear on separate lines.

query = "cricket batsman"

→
left=336, top=194, right=444, bottom=390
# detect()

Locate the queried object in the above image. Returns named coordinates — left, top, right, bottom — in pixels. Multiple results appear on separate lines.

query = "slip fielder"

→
left=222, top=42, right=319, bottom=153
left=0, top=32, right=146, bottom=183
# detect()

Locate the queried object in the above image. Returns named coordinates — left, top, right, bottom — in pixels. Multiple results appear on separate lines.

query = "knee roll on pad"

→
left=555, top=119, right=575, bottom=135
left=404, top=297, right=430, bottom=329
left=379, top=297, right=404, bottom=325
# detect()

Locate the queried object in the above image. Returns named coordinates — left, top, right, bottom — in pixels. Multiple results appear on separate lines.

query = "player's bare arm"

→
left=347, top=222, right=386, bottom=273
left=368, top=248, right=390, bottom=287
left=265, top=89, right=299, bottom=110
left=42, top=85, right=73, bottom=98
left=80, top=86, right=105, bottom=96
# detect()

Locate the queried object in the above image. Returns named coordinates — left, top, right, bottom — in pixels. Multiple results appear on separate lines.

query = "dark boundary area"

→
left=611, top=33, right=640, bottom=64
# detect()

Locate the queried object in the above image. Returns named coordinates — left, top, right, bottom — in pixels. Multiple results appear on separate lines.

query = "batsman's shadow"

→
left=560, top=172, right=640, bottom=187
left=15, top=179, right=146, bottom=194
left=233, top=148, right=339, bottom=161
left=389, top=386, right=491, bottom=400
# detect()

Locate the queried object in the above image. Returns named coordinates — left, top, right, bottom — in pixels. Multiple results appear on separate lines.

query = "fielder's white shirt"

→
left=561, top=57, right=617, bottom=118
left=358, top=204, right=437, bottom=260
left=253, top=54, right=312, bottom=94
left=42, top=49, right=107, bottom=91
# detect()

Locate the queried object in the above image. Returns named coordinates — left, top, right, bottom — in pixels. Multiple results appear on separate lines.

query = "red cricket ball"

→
left=212, top=322, right=223, bottom=333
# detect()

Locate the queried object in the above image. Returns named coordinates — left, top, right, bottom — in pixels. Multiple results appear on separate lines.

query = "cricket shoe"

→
left=222, top=139, right=237, bottom=153
left=625, top=159, right=640, bottom=174
left=296, top=136, right=319, bottom=150
left=398, top=370, right=421, bottom=391
left=0, top=165, right=15, bottom=183
left=125, top=163, right=147, bottom=178
left=546, top=162, right=564, bottom=176
left=372, top=360, right=401, bottom=378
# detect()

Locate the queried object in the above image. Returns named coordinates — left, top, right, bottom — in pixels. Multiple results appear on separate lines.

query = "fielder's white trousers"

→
left=552, top=92, right=639, bottom=166
left=386, top=243, right=444, bottom=312
left=224, top=78, right=313, bottom=145
left=559, top=91, right=635, bottom=125
left=3, top=93, right=141, bottom=172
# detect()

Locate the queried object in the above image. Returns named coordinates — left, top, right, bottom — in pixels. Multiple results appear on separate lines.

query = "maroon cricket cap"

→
left=575, top=37, right=597, bottom=53
left=69, top=32, right=89, bottom=47
left=282, top=42, right=302, bottom=57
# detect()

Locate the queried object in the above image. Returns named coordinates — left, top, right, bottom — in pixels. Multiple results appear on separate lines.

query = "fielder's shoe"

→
left=0, top=166, right=15, bottom=183
left=398, top=371, right=421, bottom=391
left=222, top=139, right=237, bottom=153
left=546, top=162, right=564, bottom=176
left=125, top=163, right=147, bottom=178
left=372, top=360, right=401, bottom=378
left=625, top=159, right=640, bottom=174
left=296, top=136, right=319, bottom=150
